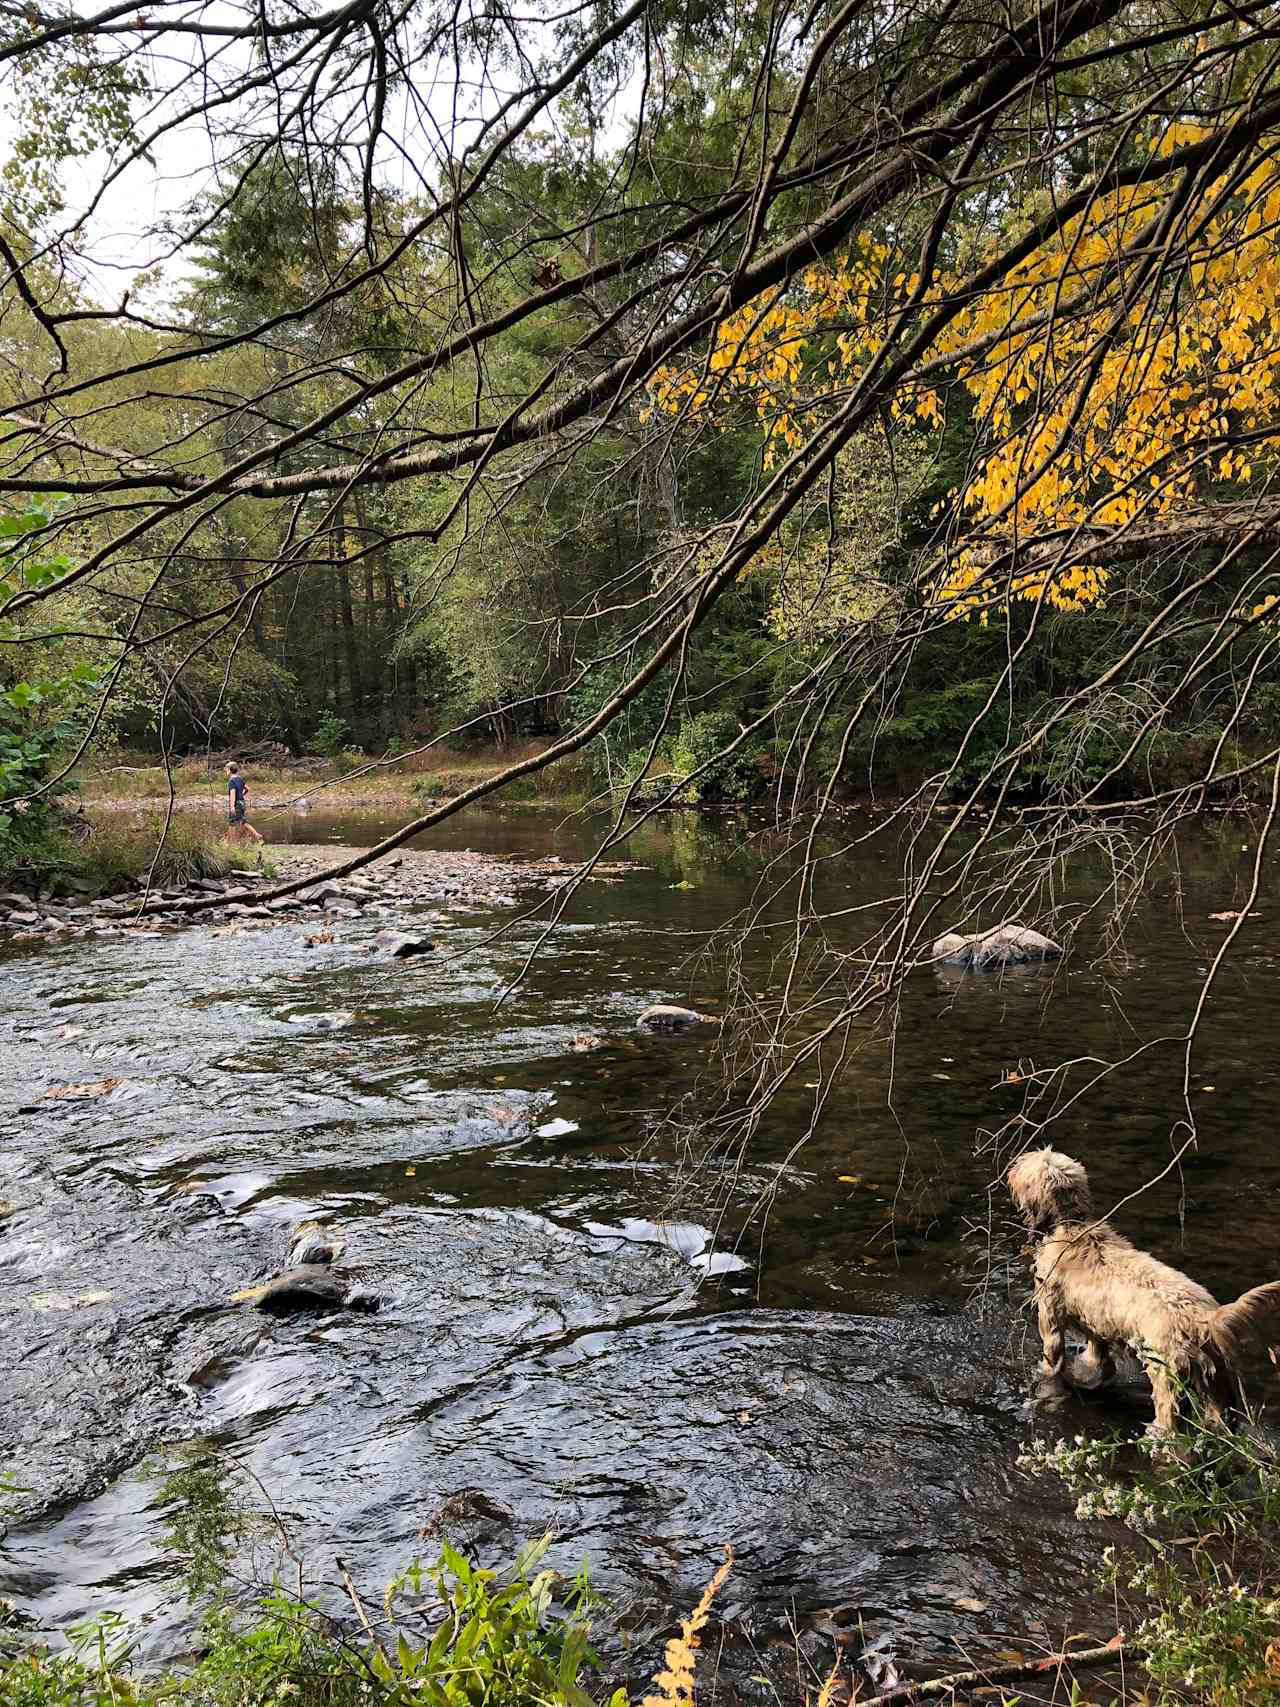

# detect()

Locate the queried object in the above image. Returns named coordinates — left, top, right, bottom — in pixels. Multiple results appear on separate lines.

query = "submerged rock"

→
left=387, top=934, right=434, bottom=960
left=280, top=1009, right=359, bottom=1031
left=636, top=1004, right=721, bottom=1033
left=930, top=924, right=1063, bottom=970
left=288, top=1220, right=346, bottom=1267
left=236, top=1265, right=349, bottom=1313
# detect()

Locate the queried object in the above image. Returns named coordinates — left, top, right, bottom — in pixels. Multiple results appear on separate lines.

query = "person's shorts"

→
left=228, top=806, right=245, bottom=824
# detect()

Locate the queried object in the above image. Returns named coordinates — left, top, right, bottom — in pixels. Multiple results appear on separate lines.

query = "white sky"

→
left=5, top=3, right=640, bottom=308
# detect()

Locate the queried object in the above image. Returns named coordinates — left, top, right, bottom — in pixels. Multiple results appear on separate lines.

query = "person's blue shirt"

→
left=228, top=775, right=247, bottom=811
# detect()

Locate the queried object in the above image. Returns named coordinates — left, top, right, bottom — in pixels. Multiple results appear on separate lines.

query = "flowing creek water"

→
left=2, top=803, right=1278, bottom=1695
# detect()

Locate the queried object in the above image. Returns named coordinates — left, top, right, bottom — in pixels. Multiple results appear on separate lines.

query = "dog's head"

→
left=1007, top=1147, right=1092, bottom=1233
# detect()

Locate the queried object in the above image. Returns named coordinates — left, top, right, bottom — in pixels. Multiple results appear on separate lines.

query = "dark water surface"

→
left=2, top=804, right=1278, bottom=1687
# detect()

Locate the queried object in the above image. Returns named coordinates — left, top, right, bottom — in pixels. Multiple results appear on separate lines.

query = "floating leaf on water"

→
left=405, top=1165, right=417, bottom=1176
left=42, top=1076, right=124, bottom=1102
left=837, top=1175, right=861, bottom=1185
left=229, top=1283, right=271, bottom=1304
left=953, top=1596, right=989, bottom=1614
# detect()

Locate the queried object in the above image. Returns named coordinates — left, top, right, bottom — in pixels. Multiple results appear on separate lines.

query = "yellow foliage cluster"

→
left=650, top=292, right=813, bottom=452
left=651, top=124, right=1280, bottom=618
left=641, top=1544, right=734, bottom=1707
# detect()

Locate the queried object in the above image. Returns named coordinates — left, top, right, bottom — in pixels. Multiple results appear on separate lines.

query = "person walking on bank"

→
left=226, top=762, right=264, bottom=845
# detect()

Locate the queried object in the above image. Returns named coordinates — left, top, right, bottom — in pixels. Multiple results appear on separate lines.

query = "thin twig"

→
left=337, top=1555, right=392, bottom=1668
left=856, top=1638, right=1125, bottom=1707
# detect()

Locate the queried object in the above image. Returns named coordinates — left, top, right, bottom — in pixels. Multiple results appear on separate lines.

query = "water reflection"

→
left=1, top=803, right=1277, bottom=1679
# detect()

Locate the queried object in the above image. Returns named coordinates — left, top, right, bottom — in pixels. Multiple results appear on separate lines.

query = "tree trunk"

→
left=334, top=504, right=364, bottom=725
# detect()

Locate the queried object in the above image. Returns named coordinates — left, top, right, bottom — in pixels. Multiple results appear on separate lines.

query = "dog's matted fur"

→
left=1008, top=1147, right=1280, bottom=1433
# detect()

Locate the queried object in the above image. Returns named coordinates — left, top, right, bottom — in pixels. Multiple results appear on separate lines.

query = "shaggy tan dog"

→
left=1008, top=1148, right=1280, bottom=1434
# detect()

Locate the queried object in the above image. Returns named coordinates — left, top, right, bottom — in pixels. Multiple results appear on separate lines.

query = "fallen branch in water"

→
left=856, top=1637, right=1125, bottom=1707
left=337, top=1555, right=391, bottom=1669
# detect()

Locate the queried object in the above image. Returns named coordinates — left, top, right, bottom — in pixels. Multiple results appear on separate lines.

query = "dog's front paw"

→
left=1032, top=1371, right=1070, bottom=1411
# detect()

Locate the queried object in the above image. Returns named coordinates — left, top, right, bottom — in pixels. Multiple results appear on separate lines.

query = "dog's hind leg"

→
left=1145, top=1363, right=1181, bottom=1437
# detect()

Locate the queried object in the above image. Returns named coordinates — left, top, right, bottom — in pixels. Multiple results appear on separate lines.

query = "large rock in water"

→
left=245, top=1265, right=349, bottom=1313
left=386, top=934, right=434, bottom=960
left=637, top=1004, right=721, bottom=1033
left=931, top=924, right=1063, bottom=970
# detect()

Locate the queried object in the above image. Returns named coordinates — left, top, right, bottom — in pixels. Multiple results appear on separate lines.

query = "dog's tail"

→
left=1209, top=1280, right=1280, bottom=1365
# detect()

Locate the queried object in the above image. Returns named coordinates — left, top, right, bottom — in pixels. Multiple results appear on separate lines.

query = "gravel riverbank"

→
left=0, top=843, right=623, bottom=944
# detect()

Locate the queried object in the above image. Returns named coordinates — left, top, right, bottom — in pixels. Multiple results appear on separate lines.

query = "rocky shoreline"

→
left=0, top=845, right=623, bottom=944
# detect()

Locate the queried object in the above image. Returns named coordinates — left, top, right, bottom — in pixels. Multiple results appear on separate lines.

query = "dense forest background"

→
left=5, top=0, right=1280, bottom=831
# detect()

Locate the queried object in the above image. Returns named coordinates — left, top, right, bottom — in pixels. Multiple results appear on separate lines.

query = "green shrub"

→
left=331, top=747, right=365, bottom=776
left=0, top=1539, right=623, bottom=1707
left=0, top=1449, right=625, bottom=1707
left=1021, top=1406, right=1280, bottom=1707
left=0, top=816, right=73, bottom=892
left=616, top=710, right=763, bottom=806
left=0, top=816, right=262, bottom=894
left=668, top=710, right=760, bottom=803
left=77, top=819, right=246, bottom=891
left=311, top=710, right=351, bottom=759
